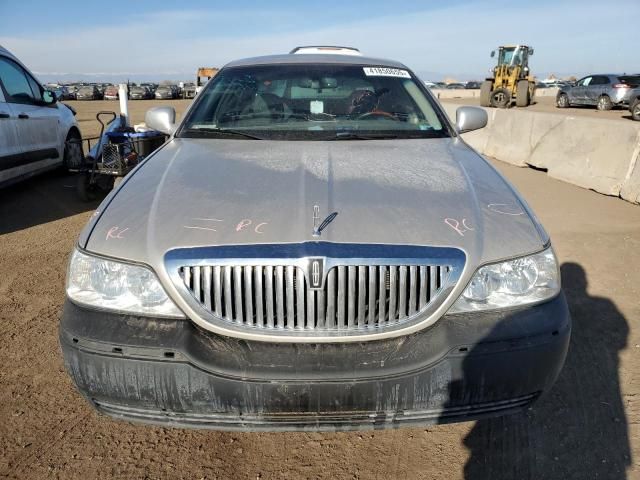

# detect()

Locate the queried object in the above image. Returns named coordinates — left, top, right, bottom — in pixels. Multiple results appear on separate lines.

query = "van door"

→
left=0, top=56, right=61, bottom=177
left=0, top=87, right=24, bottom=183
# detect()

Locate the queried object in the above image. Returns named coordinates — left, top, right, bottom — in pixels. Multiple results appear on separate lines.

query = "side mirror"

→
left=145, top=106, right=176, bottom=135
left=490, top=50, right=495, bottom=58
left=529, top=48, right=534, bottom=56
left=455, top=106, right=487, bottom=134
left=42, top=90, right=57, bottom=105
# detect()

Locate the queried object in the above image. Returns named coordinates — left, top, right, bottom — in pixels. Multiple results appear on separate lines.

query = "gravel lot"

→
left=0, top=99, right=638, bottom=479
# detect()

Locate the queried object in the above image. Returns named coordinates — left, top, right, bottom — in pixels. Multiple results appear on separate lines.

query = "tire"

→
left=596, top=95, right=613, bottom=111
left=76, top=173, right=97, bottom=202
left=515, top=80, right=530, bottom=107
left=490, top=88, right=511, bottom=108
left=631, top=98, right=640, bottom=121
left=480, top=81, right=492, bottom=107
left=556, top=93, right=570, bottom=108
left=63, top=130, right=83, bottom=171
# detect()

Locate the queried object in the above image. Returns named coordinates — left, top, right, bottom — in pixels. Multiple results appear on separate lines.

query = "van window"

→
left=26, top=75, right=43, bottom=101
left=0, top=57, right=35, bottom=104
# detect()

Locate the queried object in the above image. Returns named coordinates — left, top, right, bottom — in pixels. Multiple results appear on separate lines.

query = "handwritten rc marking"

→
left=444, top=218, right=474, bottom=237
left=106, top=226, right=129, bottom=240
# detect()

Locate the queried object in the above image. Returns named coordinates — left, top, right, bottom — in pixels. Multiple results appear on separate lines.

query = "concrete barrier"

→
left=441, top=102, right=640, bottom=204
left=619, top=137, right=640, bottom=204
left=431, top=87, right=558, bottom=100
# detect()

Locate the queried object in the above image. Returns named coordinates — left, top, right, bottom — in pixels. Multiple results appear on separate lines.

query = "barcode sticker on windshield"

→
left=310, top=100, right=324, bottom=114
left=363, top=67, right=411, bottom=78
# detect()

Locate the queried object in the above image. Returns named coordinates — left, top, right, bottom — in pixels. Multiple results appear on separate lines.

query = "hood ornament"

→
left=312, top=205, right=339, bottom=237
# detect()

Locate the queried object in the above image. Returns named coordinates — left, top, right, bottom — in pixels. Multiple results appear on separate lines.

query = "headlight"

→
left=449, top=247, right=560, bottom=313
left=66, top=249, right=184, bottom=318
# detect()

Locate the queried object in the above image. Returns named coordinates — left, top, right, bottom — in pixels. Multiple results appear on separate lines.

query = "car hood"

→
left=82, top=137, right=546, bottom=275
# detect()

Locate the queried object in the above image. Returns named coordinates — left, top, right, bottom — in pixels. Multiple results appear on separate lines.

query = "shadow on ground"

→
left=459, top=262, right=631, bottom=479
left=0, top=170, right=101, bottom=235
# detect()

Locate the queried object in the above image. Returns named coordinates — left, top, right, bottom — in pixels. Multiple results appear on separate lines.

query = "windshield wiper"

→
left=329, top=131, right=400, bottom=140
left=330, top=130, right=448, bottom=140
left=181, top=127, right=263, bottom=140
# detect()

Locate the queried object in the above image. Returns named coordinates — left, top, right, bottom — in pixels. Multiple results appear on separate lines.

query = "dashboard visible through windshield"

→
left=179, top=64, right=450, bottom=140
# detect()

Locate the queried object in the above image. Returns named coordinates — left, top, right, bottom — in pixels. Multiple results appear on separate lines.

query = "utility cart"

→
left=68, top=111, right=166, bottom=201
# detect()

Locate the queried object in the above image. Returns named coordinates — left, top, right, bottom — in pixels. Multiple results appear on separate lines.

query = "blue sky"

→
left=1, top=0, right=638, bottom=82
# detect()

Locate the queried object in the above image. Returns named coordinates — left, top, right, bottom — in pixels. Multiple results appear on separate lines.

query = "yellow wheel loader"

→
left=480, top=45, right=535, bottom=108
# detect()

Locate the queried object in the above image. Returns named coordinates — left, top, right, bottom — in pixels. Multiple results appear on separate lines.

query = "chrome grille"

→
left=180, top=263, right=451, bottom=332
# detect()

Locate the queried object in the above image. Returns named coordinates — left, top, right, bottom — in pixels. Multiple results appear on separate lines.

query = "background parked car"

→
left=556, top=74, right=640, bottom=110
left=103, top=85, right=119, bottom=100
left=61, top=86, right=74, bottom=100
left=140, top=83, right=157, bottom=95
left=0, top=45, right=82, bottom=187
left=65, top=84, right=79, bottom=100
left=155, top=85, right=176, bottom=100
left=465, top=81, right=481, bottom=89
left=129, top=85, right=152, bottom=100
left=446, top=83, right=466, bottom=89
left=75, top=85, right=101, bottom=100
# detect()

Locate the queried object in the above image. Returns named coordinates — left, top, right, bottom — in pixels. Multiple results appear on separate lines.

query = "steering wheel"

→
left=308, top=112, right=336, bottom=121
left=357, top=111, right=399, bottom=121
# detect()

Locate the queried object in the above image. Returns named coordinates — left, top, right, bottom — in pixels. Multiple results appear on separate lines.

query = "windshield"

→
left=179, top=64, right=449, bottom=140
left=497, top=47, right=525, bottom=66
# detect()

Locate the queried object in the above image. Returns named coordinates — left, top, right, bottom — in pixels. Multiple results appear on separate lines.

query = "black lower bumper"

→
left=59, top=295, right=571, bottom=431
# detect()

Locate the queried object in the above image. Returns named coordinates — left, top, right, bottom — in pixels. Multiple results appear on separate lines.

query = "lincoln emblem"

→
left=312, top=260, right=320, bottom=286
left=307, top=257, right=325, bottom=289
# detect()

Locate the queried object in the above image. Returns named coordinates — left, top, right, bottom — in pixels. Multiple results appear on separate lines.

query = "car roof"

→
left=0, top=45, right=16, bottom=59
left=224, top=53, right=408, bottom=70
left=0, top=44, right=26, bottom=67
left=0, top=44, right=46, bottom=85
left=583, top=73, right=627, bottom=78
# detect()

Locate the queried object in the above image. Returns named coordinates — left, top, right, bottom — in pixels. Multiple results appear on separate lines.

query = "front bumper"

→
left=60, top=295, right=571, bottom=431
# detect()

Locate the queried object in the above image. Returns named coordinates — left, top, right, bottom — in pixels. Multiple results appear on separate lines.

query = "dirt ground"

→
left=0, top=100, right=639, bottom=479
left=443, top=95, right=636, bottom=121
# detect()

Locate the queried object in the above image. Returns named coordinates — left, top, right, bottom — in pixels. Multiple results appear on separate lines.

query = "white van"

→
left=0, top=45, right=82, bottom=187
